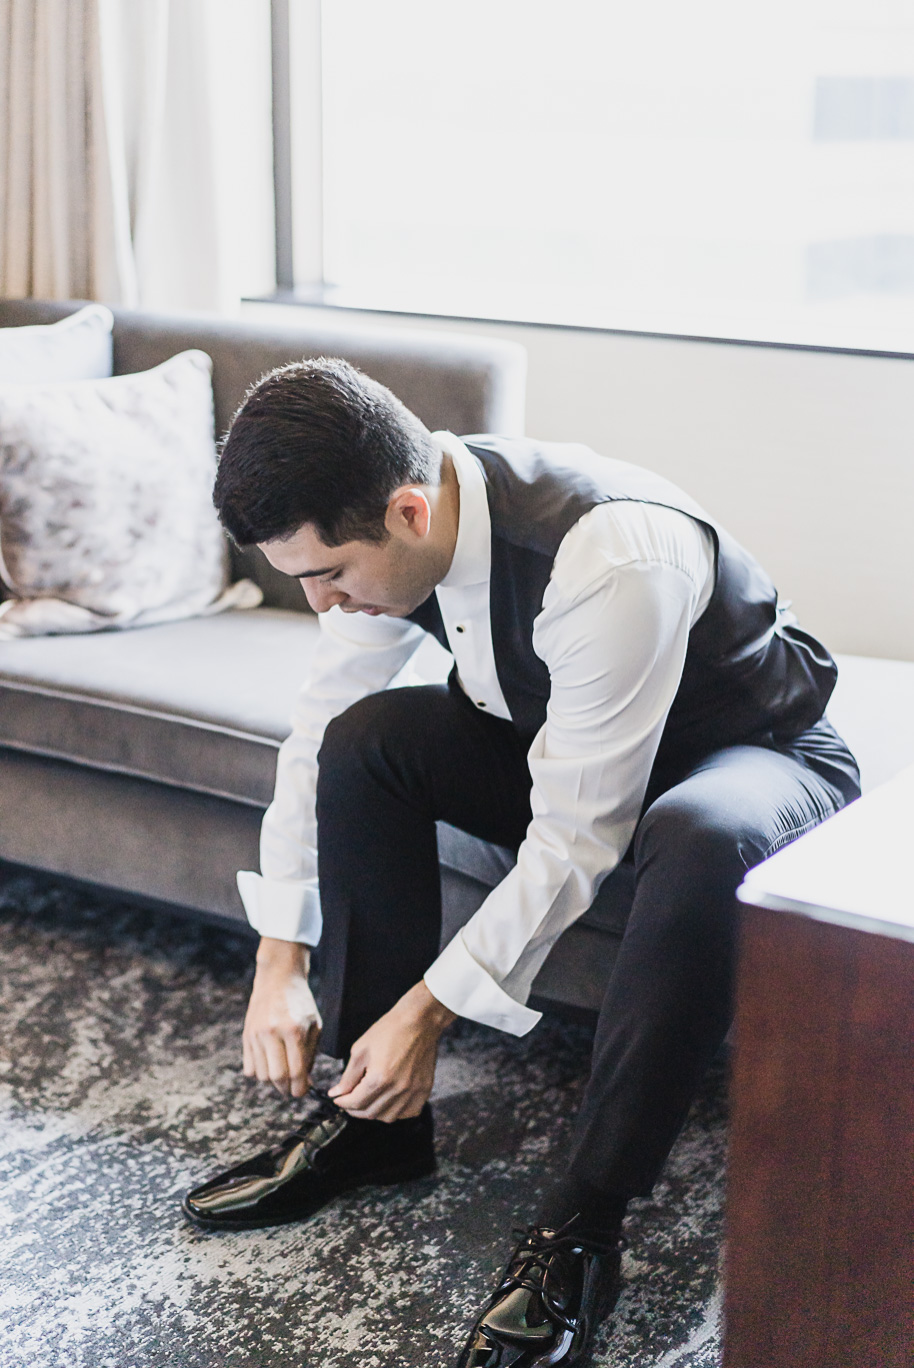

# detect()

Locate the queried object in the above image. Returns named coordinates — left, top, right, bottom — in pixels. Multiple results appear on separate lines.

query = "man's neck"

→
left=432, top=452, right=461, bottom=583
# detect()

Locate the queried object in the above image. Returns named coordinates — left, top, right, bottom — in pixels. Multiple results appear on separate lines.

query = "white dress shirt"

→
left=237, top=433, right=715, bottom=1036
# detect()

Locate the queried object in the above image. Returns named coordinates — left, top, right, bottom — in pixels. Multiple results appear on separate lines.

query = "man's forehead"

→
left=258, top=523, right=338, bottom=578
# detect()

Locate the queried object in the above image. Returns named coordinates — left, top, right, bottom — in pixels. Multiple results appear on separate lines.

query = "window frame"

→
left=264, top=0, right=914, bottom=362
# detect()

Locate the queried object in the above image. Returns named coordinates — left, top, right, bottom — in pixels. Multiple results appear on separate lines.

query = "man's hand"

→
left=243, top=938, right=322, bottom=1098
left=328, top=980, right=457, bottom=1122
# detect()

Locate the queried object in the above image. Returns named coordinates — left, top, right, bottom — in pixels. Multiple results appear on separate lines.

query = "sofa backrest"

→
left=0, top=298, right=527, bottom=610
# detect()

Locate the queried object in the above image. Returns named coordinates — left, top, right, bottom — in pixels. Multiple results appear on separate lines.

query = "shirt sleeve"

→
left=423, top=503, right=714, bottom=1035
left=237, top=605, right=428, bottom=943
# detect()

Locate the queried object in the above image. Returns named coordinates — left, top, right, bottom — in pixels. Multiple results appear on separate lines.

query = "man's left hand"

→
left=328, top=980, right=457, bottom=1121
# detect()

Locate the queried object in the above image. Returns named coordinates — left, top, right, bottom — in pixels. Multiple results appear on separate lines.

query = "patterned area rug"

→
left=0, top=872, right=725, bottom=1368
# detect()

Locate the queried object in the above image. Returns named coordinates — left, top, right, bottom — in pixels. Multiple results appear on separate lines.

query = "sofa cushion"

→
left=0, top=607, right=320, bottom=805
left=827, top=653, right=914, bottom=793
left=0, top=304, right=113, bottom=382
left=2, top=614, right=909, bottom=934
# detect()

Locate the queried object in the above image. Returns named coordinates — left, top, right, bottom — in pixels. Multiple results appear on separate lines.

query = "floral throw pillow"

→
left=0, top=349, right=260, bottom=639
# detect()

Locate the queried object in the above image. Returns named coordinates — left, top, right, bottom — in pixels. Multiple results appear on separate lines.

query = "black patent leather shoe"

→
left=455, top=1224, right=623, bottom=1368
left=182, top=1087, right=435, bottom=1231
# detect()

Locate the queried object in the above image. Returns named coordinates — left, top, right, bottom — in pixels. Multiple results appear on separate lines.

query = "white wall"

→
left=243, top=302, right=914, bottom=662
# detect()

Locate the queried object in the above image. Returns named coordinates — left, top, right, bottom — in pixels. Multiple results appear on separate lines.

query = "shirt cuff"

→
left=236, top=870, right=323, bottom=944
left=424, top=931, right=542, bottom=1037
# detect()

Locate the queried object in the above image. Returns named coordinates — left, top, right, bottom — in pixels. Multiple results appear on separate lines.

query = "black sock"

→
left=535, top=1177, right=628, bottom=1246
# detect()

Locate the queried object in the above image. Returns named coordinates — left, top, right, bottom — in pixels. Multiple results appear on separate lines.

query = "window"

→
left=277, top=0, right=914, bottom=351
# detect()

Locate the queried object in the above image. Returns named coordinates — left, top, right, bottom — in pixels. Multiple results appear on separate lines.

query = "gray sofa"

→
left=1, top=299, right=912, bottom=1017
left=0, top=298, right=631, bottom=1013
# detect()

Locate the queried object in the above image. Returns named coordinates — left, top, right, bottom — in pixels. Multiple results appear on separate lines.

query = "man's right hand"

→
left=242, top=938, right=322, bottom=1098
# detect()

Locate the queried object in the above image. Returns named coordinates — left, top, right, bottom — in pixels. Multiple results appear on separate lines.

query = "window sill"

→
left=245, top=284, right=914, bottom=362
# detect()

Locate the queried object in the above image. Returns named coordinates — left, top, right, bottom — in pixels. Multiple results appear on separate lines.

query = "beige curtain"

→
left=0, top=0, right=273, bottom=311
left=0, top=0, right=134, bottom=301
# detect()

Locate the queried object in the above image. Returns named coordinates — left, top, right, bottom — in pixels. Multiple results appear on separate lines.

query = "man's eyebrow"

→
left=285, top=566, right=335, bottom=579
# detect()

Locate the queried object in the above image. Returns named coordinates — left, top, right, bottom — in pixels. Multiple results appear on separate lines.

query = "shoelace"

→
left=282, top=1086, right=348, bottom=1157
left=297, top=1085, right=342, bottom=1125
left=498, top=1221, right=626, bottom=1335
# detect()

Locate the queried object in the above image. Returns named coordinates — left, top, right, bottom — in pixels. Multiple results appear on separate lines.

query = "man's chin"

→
left=343, top=594, right=430, bottom=618
left=365, top=600, right=427, bottom=618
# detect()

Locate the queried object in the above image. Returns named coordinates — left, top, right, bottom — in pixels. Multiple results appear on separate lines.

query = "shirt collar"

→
left=434, top=431, right=491, bottom=590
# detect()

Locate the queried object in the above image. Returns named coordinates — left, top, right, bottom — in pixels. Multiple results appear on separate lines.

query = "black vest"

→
left=407, top=437, right=836, bottom=770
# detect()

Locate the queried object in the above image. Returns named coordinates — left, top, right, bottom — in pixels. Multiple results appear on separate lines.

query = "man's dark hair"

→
left=213, top=357, right=440, bottom=547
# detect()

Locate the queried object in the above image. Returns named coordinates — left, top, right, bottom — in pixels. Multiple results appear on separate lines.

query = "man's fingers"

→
left=261, top=1033, right=291, bottom=1094
left=250, top=1036, right=271, bottom=1085
left=283, top=1030, right=310, bottom=1098
left=333, top=1072, right=394, bottom=1115
left=244, top=1018, right=322, bottom=1096
left=331, top=1077, right=374, bottom=1110
left=300, top=1022, right=321, bottom=1092
left=329, top=1052, right=366, bottom=1100
left=342, top=1093, right=398, bottom=1121
left=342, top=1085, right=426, bottom=1122
left=242, top=1033, right=256, bottom=1078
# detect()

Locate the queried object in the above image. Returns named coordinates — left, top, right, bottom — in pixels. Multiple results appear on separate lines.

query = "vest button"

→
left=456, top=624, right=465, bottom=633
left=477, top=700, right=487, bottom=708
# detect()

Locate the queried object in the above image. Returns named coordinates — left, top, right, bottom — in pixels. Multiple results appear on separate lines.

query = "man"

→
left=184, top=358, right=859, bottom=1366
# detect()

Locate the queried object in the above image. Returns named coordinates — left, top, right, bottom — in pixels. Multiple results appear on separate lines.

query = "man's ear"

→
left=386, top=486, right=432, bottom=540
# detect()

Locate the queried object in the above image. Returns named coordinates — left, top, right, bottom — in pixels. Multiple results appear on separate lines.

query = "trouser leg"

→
left=550, top=727, right=859, bottom=1218
left=315, top=683, right=532, bottom=1059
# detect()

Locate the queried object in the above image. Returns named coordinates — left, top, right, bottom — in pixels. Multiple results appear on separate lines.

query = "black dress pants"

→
left=315, top=678, right=859, bottom=1201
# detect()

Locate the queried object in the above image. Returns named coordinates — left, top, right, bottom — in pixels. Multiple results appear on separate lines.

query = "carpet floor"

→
left=0, top=872, right=726, bottom=1368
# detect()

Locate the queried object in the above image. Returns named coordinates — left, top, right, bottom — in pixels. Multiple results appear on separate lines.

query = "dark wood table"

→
left=723, top=765, right=914, bottom=1368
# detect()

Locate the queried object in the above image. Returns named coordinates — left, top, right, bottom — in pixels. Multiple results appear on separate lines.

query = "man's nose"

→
left=301, top=579, right=346, bottom=613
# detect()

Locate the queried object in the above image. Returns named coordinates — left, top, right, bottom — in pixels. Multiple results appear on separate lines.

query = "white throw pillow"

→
left=0, top=349, right=261, bottom=639
left=0, top=304, right=114, bottom=382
